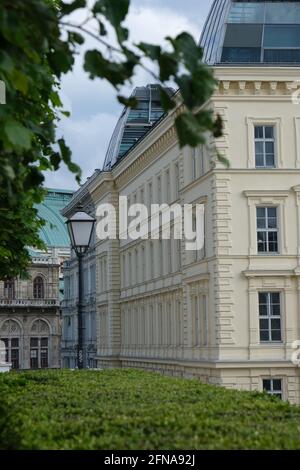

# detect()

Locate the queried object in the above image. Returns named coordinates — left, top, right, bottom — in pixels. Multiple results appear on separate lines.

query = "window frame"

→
left=33, top=275, right=45, bottom=299
left=254, top=125, right=276, bottom=168
left=4, top=279, right=15, bottom=300
left=256, top=206, right=279, bottom=254
left=262, top=378, right=283, bottom=400
left=246, top=118, right=282, bottom=169
left=258, top=292, right=282, bottom=343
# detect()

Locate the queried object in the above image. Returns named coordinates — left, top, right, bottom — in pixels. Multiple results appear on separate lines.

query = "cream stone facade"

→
left=62, top=67, right=300, bottom=404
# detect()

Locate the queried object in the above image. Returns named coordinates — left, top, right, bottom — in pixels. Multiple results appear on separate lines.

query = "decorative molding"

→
left=245, top=117, right=283, bottom=169
left=243, top=270, right=294, bottom=278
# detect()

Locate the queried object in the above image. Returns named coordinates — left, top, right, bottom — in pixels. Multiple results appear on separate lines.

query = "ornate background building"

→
left=62, top=2, right=300, bottom=403
left=0, top=189, right=73, bottom=369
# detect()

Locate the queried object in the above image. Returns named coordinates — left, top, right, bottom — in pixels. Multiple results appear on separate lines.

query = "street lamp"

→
left=66, top=208, right=96, bottom=369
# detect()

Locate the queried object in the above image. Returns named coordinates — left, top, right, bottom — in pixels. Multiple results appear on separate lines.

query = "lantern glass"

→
left=66, top=211, right=95, bottom=254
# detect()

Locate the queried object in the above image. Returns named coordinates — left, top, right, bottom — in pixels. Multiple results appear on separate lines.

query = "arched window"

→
left=4, top=279, right=15, bottom=299
left=33, top=276, right=44, bottom=299
left=0, top=319, right=21, bottom=369
left=30, top=320, right=50, bottom=369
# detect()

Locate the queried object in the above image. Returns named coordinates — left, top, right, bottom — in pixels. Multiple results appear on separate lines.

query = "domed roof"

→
left=103, top=84, right=174, bottom=170
left=35, top=189, right=73, bottom=247
left=200, top=0, right=300, bottom=65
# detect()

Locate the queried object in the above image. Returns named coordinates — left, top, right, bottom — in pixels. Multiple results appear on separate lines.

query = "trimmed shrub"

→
left=0, top=369, right=300, bottom=450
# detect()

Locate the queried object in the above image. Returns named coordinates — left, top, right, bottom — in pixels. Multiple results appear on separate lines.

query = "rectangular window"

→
left=141, top=245, right=146, bottom=281
left=257, top=207, right=278, bottom=253
left=148, top=181, right=153, bottom=208
left=4, top=280, right=15, bottom=299
left=159, top=239, right=163, bottom=276
left=41, top=338, right=48, bottom=368
left=157, top=175, right=161, bottom=204
left=158, top=304, right=163, bottom=346
left=128, top=252, right=132, bottom=286
left=223, top=24, right=263, bottom=48
left=122, top=254, right=126, bottom=288
left=265, top=3, right=300, bottom=24
left=259, top=292, right=282, bottom=343
left=194, top=296, right=200, bottom=346
left=7, top=338, right=19, bottom=369
left=263, top=378, right=282, bottom=400
left=192, top=148, right=197, bottom=181
left=176, top=301, right=182, bottom=346
left=30, top=349, right=38, bottom=369
left=150, top=242, right=154, bottom=279
left=135, top=248, right=139, bottom=284
left=221, top=47, right=261, bottom=63
left=264, top=25, right=300, bottom=48
left=201, top=296, right=208, bottom=346
left=254, top=125, right=275, bottom=168
left=264, top=49, right=300, bottom=64
left=167, top=239, right=172, bottom=273
left=175, top=162, right=180, bottom=198
left=228, top=3, right=265, bottom=24
left=165, top=169, right=170, bottom=203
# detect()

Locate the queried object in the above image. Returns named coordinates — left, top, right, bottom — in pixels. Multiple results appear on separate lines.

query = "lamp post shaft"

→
left=77, top=252, right=84, bottom=369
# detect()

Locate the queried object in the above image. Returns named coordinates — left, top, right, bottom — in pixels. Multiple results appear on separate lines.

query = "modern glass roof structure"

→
left=200, top=0, right=300, bottom=65
left=103, top=84, right=174, bottom=170
left=35, top=189, right=73, bottom=248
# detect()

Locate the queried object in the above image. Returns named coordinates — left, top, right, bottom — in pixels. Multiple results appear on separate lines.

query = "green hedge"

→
left=0, top=369, right=300, bottom=450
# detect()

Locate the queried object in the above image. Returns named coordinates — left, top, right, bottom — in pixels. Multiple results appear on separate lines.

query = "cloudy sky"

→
left=44, top=0, right=214, bottom=190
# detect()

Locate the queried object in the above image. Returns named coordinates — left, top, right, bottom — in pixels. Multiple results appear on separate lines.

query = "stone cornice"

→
left=244, top=190, right=290, bottom=199
left=213, top=67, right=300, bottom=98
left=89, top=172, right=115, bottom=204
left=213, top=66, right=300, bottom=82
left=243, top=270, right=294, bottom=278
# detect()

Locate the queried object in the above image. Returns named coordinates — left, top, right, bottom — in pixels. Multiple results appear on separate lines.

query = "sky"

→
left=44, top=0, right=214, bottom=191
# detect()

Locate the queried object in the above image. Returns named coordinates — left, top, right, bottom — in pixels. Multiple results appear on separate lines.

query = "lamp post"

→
left=66, top=208, right=95, bottom=369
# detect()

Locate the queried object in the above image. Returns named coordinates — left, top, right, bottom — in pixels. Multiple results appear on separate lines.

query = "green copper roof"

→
left=35, top=189, right=74, bottom=247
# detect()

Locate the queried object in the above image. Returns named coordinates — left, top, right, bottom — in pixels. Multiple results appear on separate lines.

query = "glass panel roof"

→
left=103, top=85, right=174, bottom=170
left=200, top=0, right=300, bottom=65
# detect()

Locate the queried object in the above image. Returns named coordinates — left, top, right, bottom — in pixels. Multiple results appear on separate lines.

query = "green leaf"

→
left=175, top=112, right=205, bottom=148
left=0, top=51, right=14, bottom=73
left=58, top=138, right=81, bottom=183
left=137, top=42, right=161, bottom=61
left=50, top=91, right=63, bottom=107
left=93, top=0, right=130, bottom=43
left=117, top=95, right=138, bottom=108
left=158, top=52, right=178, bottom=81
left=58, top=137, right=72, bottom=163
left=11, top=69, right=29, bottom=95
left=217, top=152, right=230, bottom=168
left=213, top=114, right=223, bottom=138
left=50, top=152, right=61, bottom=170
left=4, top=120, right=33, bottom=150
left=168, top=32, right=202, bottom=72
left=68, top=31, right=85, bottom=45
left=159, top=88, right=176, bottom=112
left=84, top=50, right=135, bottom=87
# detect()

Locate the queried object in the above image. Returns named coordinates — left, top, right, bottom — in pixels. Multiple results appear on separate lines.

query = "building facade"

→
left=0, top=189, right=73, bottom=369
left=62, top=2, right=300, bottom=403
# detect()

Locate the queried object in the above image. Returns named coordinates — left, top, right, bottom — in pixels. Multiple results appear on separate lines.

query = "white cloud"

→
left=44, top=112, right=117, bottom=190
left=126, top=5, right=201, bottom=45
left=43, top=3, right=203, bottom=190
